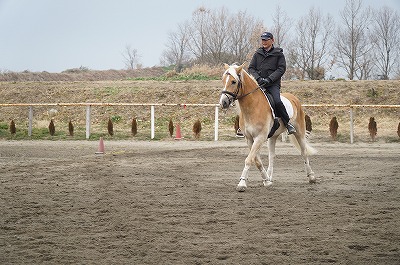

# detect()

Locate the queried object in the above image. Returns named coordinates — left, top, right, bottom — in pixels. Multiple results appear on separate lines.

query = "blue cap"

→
left=261, top=32, right=273, bottom=40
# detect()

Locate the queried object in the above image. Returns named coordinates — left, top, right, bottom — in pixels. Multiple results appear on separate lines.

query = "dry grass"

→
left=181, top=64, right=222, bottom=78
left=0, top=67, right=166, bottom=82
left=0, top=70, right=399, bottom=142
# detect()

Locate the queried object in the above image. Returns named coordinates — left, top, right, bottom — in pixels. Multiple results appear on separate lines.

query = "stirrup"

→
left=236, top=128, right=245, bottom=138
left=286, top=122, right=296, bottom=135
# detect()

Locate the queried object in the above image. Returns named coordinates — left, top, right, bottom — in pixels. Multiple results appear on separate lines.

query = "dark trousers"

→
left=265, top=84, right=290, bottom=125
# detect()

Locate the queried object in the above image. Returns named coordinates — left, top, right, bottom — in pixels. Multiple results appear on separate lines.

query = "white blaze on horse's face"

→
left=219, top=64, right=242, bottom=109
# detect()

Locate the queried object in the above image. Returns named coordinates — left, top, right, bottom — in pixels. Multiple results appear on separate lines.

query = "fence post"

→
left=28, top=106, right=33, bottom=136
left=151, top=105, right=155, bottom=139
left=86, top=105, right=91, bottom=139
left=214, top=105, right=219, bottom=141
left=349, top=107, right=354, bottom=144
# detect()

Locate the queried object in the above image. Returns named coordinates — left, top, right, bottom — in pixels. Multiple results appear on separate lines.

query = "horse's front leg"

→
left=265, top=136, right=278, bottom=186
left=237, top=164, right=249, bottom=192
left=237, top=136, right=265, bottom=191
left=237, top=138, right=253, bottom=191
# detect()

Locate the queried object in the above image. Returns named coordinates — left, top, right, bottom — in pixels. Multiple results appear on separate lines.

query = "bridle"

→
left=220, top=71, right=242, bottom=102
left=221, top=70, right=261, bottom=106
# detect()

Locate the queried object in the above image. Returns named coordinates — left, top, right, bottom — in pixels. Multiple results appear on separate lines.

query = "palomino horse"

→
left=219, top=63, right=316, bottom=192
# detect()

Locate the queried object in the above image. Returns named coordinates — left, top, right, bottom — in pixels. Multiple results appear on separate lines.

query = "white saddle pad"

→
left=281, top=96, right=294, bottom=118
left=265, top=93, right=294, bottom=119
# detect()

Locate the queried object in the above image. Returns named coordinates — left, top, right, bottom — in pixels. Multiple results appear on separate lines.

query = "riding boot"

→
left=276, top=102, right=296, bottom=135
left=285, top=121, right=297, bottom=135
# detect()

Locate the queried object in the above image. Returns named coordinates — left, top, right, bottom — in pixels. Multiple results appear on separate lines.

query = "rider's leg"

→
left=267, top=85, right=296, bottom=135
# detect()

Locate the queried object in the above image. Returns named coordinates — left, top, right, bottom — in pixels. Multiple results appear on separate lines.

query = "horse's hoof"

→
left=308, top=173, right=316, bottom=184
left=237, top=178, right=247, bottom=192
left=263, top=180, right=273, bottom=187
left=237, top=185, right=246, bottom=192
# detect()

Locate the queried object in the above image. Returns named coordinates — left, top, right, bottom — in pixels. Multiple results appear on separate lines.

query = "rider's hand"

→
left=257, top=77, right=272, bottom=87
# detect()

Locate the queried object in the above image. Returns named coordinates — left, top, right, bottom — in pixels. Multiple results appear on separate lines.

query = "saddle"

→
left=260, top=89, right=293, bottom=138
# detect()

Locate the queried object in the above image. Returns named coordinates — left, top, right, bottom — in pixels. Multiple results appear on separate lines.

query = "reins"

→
left=221, top=72, right=261, bottom=102
left=236, top=83, right=261, bottom=100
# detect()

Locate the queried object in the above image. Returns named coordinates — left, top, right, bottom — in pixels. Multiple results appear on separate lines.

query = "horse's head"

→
left=219, top=63, right=245, bottom=109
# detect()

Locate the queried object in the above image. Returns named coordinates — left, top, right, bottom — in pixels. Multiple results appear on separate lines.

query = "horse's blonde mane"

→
left=225, top=63, right=258, bottom=85
left=241, top=67, right=258, bottom=84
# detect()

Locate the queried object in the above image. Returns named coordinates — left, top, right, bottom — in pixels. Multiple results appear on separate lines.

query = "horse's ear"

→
left=224, top=63, right=230, bottom=70
left=236, top=62, right=246, bottom=73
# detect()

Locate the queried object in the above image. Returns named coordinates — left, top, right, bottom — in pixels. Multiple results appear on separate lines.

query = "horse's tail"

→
left=288, top=134, right=317, bottom=156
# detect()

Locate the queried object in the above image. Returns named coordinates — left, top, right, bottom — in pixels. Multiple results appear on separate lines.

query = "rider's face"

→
left=261, top=38, right=273, bottom=50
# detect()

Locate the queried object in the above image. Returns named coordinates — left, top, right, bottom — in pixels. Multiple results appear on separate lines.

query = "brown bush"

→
left=168, top=119, right=174, bottom=137
left=108, top=118, right=114, bottom=136
left=329, top=117, right=338, bottom=140
left=131, top=118, right=138, bottom=136
left=49, top=120, right=55, bottom=136
left=10, top=120, right=16, bottom=135
left=68, top=120, right=74, bottom=136
left=193, top=119, right=202, bottom=139
left=368, top=117, right=377, bottom=141
left=397, top=122, right=400, bottom=138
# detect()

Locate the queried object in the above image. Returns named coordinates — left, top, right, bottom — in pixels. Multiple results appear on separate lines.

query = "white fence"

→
left=0, top=103, right=399, bottom=143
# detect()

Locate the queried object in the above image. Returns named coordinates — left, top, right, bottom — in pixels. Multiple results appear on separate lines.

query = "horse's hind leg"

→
left=304, top=155, right=316, bottom=183
left=294, top=134, right=316, bottom=183
left=255, top=154, right=272, bottom=187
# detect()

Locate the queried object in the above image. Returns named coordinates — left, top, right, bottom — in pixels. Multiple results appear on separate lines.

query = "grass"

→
left=0, top=70, right=399, bottom=142
left=1, top=118, right=398, bottom=142
left=0, top=116, right=227, bottom=141
left=128, top=73, right=217, bottom=81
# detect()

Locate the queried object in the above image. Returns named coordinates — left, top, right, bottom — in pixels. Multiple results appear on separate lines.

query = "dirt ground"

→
left=0, top=139, right=399, bottom=264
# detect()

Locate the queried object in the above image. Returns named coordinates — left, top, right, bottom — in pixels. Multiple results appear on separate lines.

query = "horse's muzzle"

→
left=219, top=94, right=231, bottom=109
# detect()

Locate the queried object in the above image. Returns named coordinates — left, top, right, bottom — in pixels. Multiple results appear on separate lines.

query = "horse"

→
left=219, top=63, right=316, bottom=192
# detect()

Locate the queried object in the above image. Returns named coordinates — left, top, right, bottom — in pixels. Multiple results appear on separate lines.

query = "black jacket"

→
left=248, top=46, right=286, bottom=87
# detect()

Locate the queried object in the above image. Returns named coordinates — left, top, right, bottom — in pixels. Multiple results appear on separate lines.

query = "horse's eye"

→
left=231, top=80, right=236, bottom=85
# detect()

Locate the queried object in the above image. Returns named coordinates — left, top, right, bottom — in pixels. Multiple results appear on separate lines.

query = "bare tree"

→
left=270, top=5, right=293, bottom=48
left=335, top=0, right=373, bottom=80
left=165, top=6, right=263, bottom=67
left=372, top=6, right=400, bottom=79
left=287, top=7, right=334, bottom=80
left=187, top=7, right=210, bottom=64
left=122, top=45, right=141, bottom=70
left=204, top=7, right=231, bottom=65
left=356, top=38, right=375, bottom=78
left=228, top=10, right=264, bottom=64
left=160, top=22, right=191, bottom=72
left=395, top=66, right=400, bottom=80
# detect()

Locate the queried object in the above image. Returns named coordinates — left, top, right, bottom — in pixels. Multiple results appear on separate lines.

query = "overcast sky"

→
left=0, top=0, right=399, bottom=73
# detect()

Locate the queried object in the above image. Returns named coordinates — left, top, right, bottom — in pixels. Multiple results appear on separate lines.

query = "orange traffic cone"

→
left=95, top=137, right=105, bottom=154
left=175, top=124, right=182, bottom=140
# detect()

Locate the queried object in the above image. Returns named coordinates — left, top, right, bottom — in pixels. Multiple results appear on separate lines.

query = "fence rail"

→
left=1, top=103, right=399, bottom=143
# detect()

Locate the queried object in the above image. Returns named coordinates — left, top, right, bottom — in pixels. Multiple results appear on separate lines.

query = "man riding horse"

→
left=248, top=31, right=296, bottom=135
left=220, top=63, right=316, bottom=190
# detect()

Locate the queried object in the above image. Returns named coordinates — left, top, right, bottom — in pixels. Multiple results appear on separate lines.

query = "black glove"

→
left=257, top=77, right=272, bottom=87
